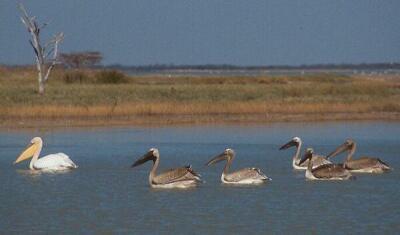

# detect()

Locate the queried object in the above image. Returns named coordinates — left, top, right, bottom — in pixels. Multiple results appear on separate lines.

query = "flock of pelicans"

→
left=14, top=136, right=391, bottom=188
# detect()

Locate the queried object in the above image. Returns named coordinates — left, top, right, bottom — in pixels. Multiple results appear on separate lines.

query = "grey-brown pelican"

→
left=131, top=148, right=202, bottom=188
left=279, top=137, right=331, bottom=170
left=206, top=148, right=271, bottom=184
left=299, top=148, right=353, bottom=180
left=326, top=139, right=391, bottom=173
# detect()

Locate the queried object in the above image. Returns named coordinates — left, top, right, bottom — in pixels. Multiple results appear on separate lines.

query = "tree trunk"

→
left=37, top=62, right=45, bottom=95
left=36, top=47, right=44, bottom=95
left=38, top=78, right=45, bottom=95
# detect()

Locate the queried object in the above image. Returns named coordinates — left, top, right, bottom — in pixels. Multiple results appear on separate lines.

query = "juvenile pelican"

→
left=279, top=137, right=331, bottom=170
left=131, top=148, right=202, bottom=188
left=326, top=139, right=391, bottom=173
left=206, top=148, right=271, bottom=184
left=299, top=148, right=353, bottom=181
left=14, top=137, right=78, bottom=171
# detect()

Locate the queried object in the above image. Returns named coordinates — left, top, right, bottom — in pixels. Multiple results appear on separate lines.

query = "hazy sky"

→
left=1, top=0, right=399, bottom=66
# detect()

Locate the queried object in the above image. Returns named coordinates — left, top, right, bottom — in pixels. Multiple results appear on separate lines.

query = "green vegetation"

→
left=1, top=66, right=399, bottom=127
left=95, top=70, right=127, bottom=84
left=63, top=70, right=91, bottom=84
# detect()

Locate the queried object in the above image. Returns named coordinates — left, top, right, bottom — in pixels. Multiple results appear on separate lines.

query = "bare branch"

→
left=20, top=17, right=29, bottom=29
left=17, top=3, right=29, bottom=18
left=44, top=33, right=63, bottom=82
left=44, top=48, right=54, bottom=59
left=18, top=4, right=34, bottom=29
left=43, top=38, right=56, bottom=51
left=34, top=21, right=40, bottom=34
left=28, top=39, right=39, bottom=57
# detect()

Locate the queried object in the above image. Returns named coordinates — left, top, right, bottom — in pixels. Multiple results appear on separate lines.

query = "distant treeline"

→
left=103, top=63, right=400, bottom=72
left=3, top=62, right=400, bottom=72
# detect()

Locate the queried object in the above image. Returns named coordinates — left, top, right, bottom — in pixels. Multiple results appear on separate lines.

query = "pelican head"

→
left=298, top=148, right=313, bottom=165
left=279, top=137, right=301, bottom=150
left=206, top=148, right=235, bottom=166
left=131, top=148, right=159, bottom=167
left=14, top=137, right=43, bottom=164
left=326, top=139, right=355, bottom=159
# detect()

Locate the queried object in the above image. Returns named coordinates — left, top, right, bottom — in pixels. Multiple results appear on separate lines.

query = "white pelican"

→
left=299, top=148, right=354, bottom=180
left=206, top=148, right=271, bottom=184
left=14, top=137, right=78, bottom=171
left=280, top=137, right=332, bottom=170
left=326, top=139, right=391, bottom=173
left=131, top=148, right=202, bottom=188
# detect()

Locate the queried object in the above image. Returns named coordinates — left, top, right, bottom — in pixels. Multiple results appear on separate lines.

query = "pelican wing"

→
left=153, top=165, right=201, bottom=185
left=298, top=154, right=331, bottom=168
left=346, top=157, right=390, bottom=170
left=224, top=168, right=267, bottom=182
left=310, top=155, right=332, bottom=167
left=33, top=153, right=77, bottom=170
left=312, top=164, right=350, bottom=179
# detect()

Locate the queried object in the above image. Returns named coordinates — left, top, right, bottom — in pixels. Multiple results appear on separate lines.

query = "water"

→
left=125, top=68, right=400, bottom=77
left=1, top=122, right=399, bottom=234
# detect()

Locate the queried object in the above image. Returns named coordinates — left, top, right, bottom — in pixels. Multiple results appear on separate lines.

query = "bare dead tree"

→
left=18, top=3, right=64, bottom=95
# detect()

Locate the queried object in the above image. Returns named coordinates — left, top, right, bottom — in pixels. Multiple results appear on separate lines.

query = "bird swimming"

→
left=131, top=148, right=202, bottom=188
left=326, top=139, right=391, bottom=173
left=299, top=148, right=354, bottom=181
left=14, top=137, right=78, bottom=171
left=279, top=137, right=331, bottom=170
left=206, top=148, right=271, bottom=184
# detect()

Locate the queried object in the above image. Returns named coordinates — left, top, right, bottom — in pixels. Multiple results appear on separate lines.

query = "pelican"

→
left=279, top=137, right=331, bottom=170
left=131, top=148, right=202, bottom=188
left=299, top=148, right=353, bottom=180
left=206, top=148, right=271, bottom=184
left=14, top=137, right=78, bottom=171
left=326, top=139, right=391, bottom=173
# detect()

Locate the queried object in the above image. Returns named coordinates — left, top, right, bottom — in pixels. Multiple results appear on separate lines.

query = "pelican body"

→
left=132, top=148, right=202, bottom=188
left=327, top=139, right=391, bottom=173
left=206, top=148, right=271, bottom=184
left=14, top=137, right=77, bottom=171
left=280, top=137, right=331, bottom=170
left=299, top=148, right=353, bottom=181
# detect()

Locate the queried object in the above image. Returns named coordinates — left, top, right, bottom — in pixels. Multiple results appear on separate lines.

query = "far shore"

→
left=1, top=66, right=400, bottom=129
left=1, top=112, right=399, bottom=129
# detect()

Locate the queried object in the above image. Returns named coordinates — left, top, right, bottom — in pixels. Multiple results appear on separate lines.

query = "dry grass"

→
left=2, top=101, right=399, bottom=119
left=1, top=66, right=400, bottom=126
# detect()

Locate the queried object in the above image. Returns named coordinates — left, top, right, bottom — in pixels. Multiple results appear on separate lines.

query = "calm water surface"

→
left=1, top=122, right=399, bottom=234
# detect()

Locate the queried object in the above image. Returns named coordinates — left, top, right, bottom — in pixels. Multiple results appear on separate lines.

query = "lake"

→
left=1, top=122, right=399, bottom=234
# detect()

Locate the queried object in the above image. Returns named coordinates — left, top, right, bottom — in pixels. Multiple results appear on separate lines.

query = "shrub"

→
left=95, top=70, right=128, bottom=84
left=63, top=71, right=91, bottom=84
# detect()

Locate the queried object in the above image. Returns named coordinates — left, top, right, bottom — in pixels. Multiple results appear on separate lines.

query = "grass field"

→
left=1, top=66, right=400, bottom=127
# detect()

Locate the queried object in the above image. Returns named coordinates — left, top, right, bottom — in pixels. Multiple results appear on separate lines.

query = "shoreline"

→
left=2, top=68, right=400, bottom=130
left=1, top=112, right=399, bottom=129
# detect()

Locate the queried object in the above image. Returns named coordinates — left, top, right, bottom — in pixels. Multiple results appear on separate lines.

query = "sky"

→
left=1, top=0, right=399, bottom=66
